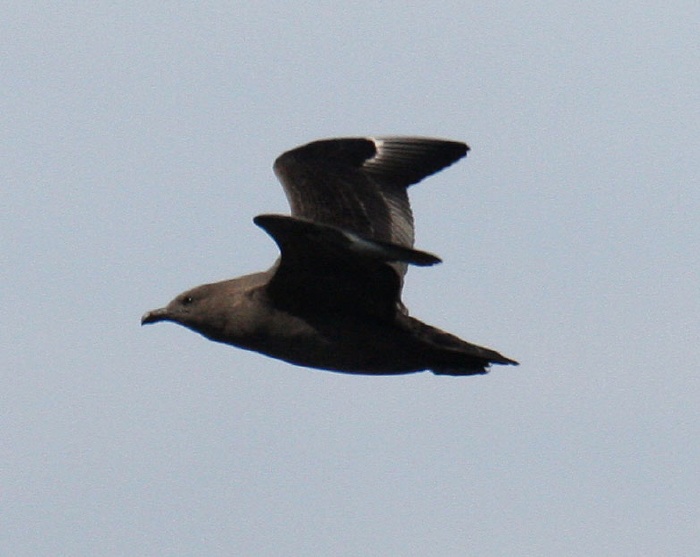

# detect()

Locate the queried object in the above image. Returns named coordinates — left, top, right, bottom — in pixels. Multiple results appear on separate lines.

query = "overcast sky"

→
left=3, top=2, right=698, bottom=556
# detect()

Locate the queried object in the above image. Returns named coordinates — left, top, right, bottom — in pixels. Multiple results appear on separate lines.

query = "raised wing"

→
left=273, top=137, right=469, bottom=249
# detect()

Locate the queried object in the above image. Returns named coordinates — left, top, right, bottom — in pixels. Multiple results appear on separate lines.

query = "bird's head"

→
left=141, top=283, right=227, bottom=337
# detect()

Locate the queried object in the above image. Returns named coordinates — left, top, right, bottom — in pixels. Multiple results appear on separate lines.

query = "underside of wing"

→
left=273, top=137, right=468, bottom=249
left=254, top=214, right=441, bottom=318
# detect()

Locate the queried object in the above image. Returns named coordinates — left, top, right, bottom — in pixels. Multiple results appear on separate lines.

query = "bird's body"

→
left=142, top=136, right=517, bottom=376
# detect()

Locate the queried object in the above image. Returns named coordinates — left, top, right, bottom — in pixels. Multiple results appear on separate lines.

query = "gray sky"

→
left=3, top=2, right=698, bottom=555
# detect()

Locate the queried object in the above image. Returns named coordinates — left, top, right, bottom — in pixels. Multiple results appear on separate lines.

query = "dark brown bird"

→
left=142, top=137, right=518, bottom=375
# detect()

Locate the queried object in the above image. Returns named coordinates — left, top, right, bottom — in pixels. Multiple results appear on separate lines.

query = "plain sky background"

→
left=3, top=2, right=698, bottom=556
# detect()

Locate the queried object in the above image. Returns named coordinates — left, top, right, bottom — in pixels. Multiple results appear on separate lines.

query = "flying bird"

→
left=142, top=137, right=518, bottom=375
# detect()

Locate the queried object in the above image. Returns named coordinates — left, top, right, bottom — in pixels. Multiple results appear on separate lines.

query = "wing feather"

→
left=273, top=137, right=468, bottom=251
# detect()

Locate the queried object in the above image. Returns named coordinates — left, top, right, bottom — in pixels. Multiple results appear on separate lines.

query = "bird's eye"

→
left=182, top=296, right=194, bottom=305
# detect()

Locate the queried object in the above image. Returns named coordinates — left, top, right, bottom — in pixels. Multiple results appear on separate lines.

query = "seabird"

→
left=142, top=137, right=518, bottom=375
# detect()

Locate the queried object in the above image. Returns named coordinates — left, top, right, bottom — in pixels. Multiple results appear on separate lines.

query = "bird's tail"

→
left=404, top=316, right=519, bottom=376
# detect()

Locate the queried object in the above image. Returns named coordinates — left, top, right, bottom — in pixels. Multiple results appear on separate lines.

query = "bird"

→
left=141, top=136, right=518, bottom=376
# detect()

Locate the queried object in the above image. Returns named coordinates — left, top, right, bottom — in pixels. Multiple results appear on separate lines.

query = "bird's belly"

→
left=235, top=312, right=428, bottom=375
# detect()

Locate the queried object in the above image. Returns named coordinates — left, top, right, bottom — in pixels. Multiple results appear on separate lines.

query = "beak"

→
left=141, top=307, right=169, bottom=325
